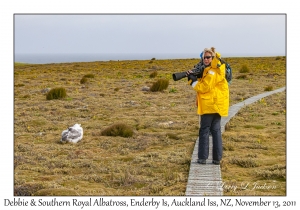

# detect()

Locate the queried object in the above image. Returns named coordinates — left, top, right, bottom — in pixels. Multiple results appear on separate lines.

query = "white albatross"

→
left=60, top=124, right=83, bottom=143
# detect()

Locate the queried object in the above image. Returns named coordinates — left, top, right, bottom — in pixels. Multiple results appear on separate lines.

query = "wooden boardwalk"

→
left=185, top=87, right=286, bottom=196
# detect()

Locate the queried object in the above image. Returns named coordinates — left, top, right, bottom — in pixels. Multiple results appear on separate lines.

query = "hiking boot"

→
left=212, top=160, right=220, bottom=165
left=197, top=159, right=206, bottom=164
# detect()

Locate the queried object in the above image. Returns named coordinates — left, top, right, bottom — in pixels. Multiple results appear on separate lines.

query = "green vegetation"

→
left=101, top=123, right=134, bottom=138
left=236, top=75, right=247, bottom=80
left=80, top=77, right=88, bottom=84
left=239, top=64, right=250, bottom=73
left=83, top=73, right=95, bottom=78
left=150, top=78, right=169, bottom=92
left=264, top=85, right=274, bottom=91
left=46, top=87, right=67, bottom=100
left=80, top=74, right=95, bottom=84
left=149, top=70, right=158, bottom=78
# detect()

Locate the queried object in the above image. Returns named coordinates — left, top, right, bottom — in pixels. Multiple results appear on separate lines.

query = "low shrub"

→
left=246, top=153, right=258, bottom=158
left=83, top=74, right=95, bottom=78
left=264, top=85, right=274, bottom=91
left=255, top=164, right=286, bottom=180
left=229, top=157, right=259, bottom=168
left=245, top=143, right=268, bottom=150
left=101, top=123, right=134, bottom=138
left=244, top=124, right=265, bottom=129
left=236, top=75, right=248, bottom=79
left=239, top=64, right=250, bottom=73
left=46, top=87, right=67, bottom=100
left=166, top=133, right=180, bottom=140
left=149, top=71, right=158, bottom=78
left=80, top=74, right=95, bottom=84
left=150, top=79, right=169, bottom=92
left=223, top=142, right=235, bottom=151
left=80, top=77, right=88, bottom=84
left=275, top=56, right=281, bottom=60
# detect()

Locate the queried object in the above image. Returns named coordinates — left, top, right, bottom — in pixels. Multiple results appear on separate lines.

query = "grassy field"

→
left=221, top=90, right=286, bottom=195
left=14, top=56, right=286, bottom=196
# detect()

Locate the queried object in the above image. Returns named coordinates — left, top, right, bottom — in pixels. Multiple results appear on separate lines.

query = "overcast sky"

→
left=14, top=14, right=286, bottom=57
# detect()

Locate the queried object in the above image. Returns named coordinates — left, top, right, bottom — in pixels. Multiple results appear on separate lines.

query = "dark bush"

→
left=149, top=71, right=158, bottom=78
left=264, top=85, right=274, bottom=91
left=239, top=64, right=250, bottom=73
left=150, top=79, right=169, bottom=92
left=46, top=87, right=67, bottom=100
left=101, top=123, right=134, bottom=138
left=83, top=74, right=95, bottom=78
left=80, top=77, right=88, bottom=84
left=80, top=74, right=95, bottom=84
left=236, top=75, right=248, bottom=79
left=166, top=133, right=180, bottom=140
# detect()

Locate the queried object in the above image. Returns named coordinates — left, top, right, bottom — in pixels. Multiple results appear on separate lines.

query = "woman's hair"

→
left=202, top=47, right=216, bottom=58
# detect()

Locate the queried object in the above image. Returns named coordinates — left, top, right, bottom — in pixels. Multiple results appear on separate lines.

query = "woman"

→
left=187, top=47, right=229, bottom=165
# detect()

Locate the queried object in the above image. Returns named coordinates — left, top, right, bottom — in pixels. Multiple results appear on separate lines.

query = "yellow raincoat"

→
left=191, top=53, right=229, bottom=116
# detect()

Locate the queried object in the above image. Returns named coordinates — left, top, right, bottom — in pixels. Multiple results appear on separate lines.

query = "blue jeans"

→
left=198, top=113, right=222, bottom=161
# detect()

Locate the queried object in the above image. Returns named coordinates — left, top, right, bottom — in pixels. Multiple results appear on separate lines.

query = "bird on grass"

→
left=60, top=124, right=83, bottom=143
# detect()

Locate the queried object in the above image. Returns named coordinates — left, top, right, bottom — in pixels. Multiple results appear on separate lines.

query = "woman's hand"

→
left=186, top=70, right=194, bottom=76
left=187, top=73, right=197, bottom=85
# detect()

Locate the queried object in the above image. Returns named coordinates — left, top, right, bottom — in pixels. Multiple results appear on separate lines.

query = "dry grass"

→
left=14, top=56, right=286, bottom=196
left=221, top=90, right=286, bottom=195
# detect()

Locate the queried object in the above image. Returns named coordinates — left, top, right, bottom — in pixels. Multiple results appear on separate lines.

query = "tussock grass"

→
left=229, top=157, right=259, bottom=168
left=14, top=56, right=285, bottom=196
left=239, top=64, right=250, bottom=73
left=80, top=74, right=95, bottom=84
left=255, top=164, right=286, bottom=180
left=80, top=77, right=88, bottom=84
left=264, top=85, right=274, bottom=91
left=150, top=79, right=169, bottom=92
left=83, top=73, right=95, bottom=78
left=101, top=123, right=134, bottom=138
left=46, top=87, right=67, bottom=100
left=149, top=70, right=158, bottom=78
left=236, top=75, right=248, bottom=79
